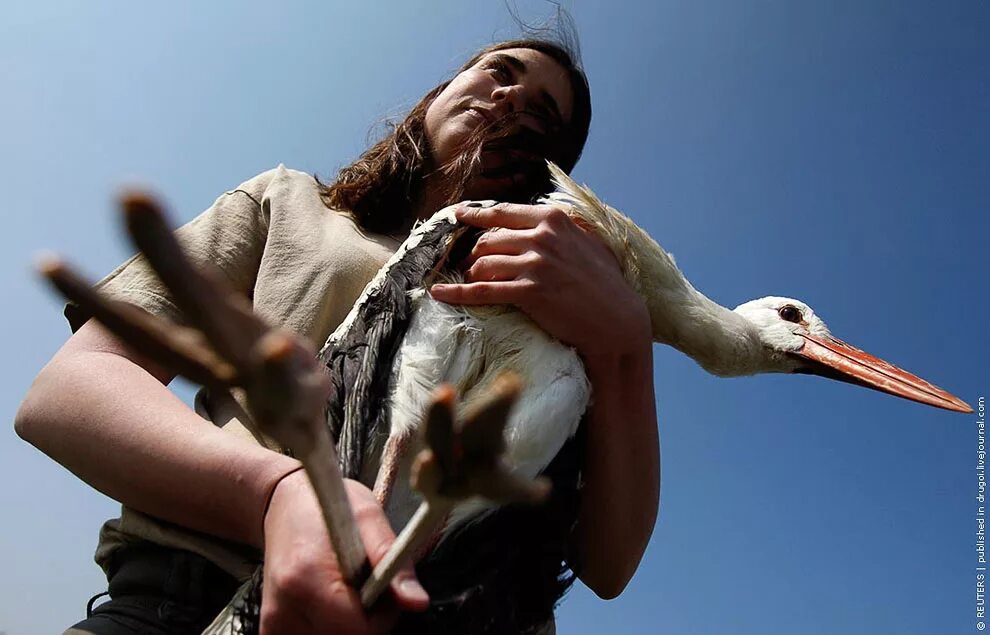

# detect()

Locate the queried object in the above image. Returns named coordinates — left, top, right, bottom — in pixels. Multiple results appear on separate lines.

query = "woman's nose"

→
left=491, top=84, right=525, bottom=114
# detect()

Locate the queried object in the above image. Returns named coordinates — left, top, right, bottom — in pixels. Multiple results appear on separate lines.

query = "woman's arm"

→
left=429, top=202, right=661, bottom=599
left=15, top=319, right=296, bottom=547
left=15, top=319, right=428, bottom=633
left=572, top=343, right=659, bottom=599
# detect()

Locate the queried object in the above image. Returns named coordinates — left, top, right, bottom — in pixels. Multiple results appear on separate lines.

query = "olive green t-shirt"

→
left=66, top=165, right=403, bottom=580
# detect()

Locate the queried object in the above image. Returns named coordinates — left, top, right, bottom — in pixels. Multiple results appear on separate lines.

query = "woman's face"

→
left=424, top=47, right=575, bottom=197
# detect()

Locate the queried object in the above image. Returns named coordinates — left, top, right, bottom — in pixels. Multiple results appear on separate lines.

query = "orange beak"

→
left=791, top=334, right=972, bottom=413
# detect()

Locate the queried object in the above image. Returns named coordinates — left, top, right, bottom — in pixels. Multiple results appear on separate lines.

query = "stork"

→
left=327, top=161, right=970, bottom=539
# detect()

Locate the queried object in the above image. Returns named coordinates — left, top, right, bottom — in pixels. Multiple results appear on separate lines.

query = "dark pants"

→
left=65, top=543, right=240, bottom=635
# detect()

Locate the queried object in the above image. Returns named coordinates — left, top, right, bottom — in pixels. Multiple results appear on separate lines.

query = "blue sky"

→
left=1, top=2, right=987, bottom=634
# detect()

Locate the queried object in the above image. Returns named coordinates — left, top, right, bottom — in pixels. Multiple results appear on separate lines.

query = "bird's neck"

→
left=539, top=167, right=763, bottom=376
left=639, top=262, right=763, bottom=377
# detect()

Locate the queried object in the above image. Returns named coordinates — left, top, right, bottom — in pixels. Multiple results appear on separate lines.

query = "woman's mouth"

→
left=478, top=147, right=543, bottom=183
left=466, top=106, right=495, bottom=126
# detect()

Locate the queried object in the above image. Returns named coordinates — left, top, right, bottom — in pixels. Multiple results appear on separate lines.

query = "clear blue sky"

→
left=2, top=2, right=987, bottom=634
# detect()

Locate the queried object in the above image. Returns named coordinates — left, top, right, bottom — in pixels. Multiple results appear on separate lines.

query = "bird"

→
left=323, top=161, right=970, bottom=530
left=311, top=160, right=971, bottom=633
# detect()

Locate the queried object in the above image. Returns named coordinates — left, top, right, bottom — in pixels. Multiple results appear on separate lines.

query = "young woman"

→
left=16, top=37, right=659, bottom=635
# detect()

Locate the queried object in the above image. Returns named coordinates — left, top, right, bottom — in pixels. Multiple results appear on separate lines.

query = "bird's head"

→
left=733, top=295, right=972, bottom=413
left=732, top=296, right=829, bottom=368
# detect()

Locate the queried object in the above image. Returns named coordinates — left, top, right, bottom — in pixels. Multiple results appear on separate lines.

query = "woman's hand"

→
left=429, top=202, right=651, bottom=359
left=261, top=473, right=429, bottom=635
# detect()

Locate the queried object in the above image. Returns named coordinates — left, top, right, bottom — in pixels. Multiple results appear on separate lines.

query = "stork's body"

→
left=319, top=201, right=589, bottom=534
left=371, top=290, right=588, bottom=530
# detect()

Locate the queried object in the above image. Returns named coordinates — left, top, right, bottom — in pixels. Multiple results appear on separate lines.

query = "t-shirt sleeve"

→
left=64, top=169, right=278, bottom=333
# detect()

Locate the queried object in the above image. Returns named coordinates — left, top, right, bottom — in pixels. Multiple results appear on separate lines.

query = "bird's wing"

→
left=317, top=205, right=468, bottom=478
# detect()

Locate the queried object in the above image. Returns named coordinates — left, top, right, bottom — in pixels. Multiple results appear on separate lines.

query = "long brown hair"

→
left=320, top=39, right=592, bottom=235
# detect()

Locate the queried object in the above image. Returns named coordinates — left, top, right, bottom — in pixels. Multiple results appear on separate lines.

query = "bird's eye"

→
left=778, top=305, right=803, bottom=323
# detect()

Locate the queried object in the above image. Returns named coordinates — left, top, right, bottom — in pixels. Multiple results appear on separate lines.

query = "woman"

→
left=16, top=37, right=659, bottom=635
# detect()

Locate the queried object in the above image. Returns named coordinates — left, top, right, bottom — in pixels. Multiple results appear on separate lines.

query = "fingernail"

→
left=400, top=578, right=429, bottom=603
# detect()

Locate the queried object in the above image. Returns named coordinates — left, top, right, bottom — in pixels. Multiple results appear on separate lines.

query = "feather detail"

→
left=318, top=205, right=466, bottom=477
left=382, top=290, right=589, bottom=532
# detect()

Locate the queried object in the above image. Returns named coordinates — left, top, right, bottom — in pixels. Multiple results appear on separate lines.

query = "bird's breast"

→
left=379, top=291, right=592, bottom=531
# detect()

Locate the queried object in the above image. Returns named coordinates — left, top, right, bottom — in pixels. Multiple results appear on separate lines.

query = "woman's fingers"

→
left=459, top=203, right=578, bottom=269
left=464, top=228, right=532, bottom=265
left=437, top=203, right=562, bottom=306
left=347, top=484, right=430, bottom=612
left=261, top=475, right=427, bottom=635
left=464, top=254, right=539, bottom=282
left=456, top=202, right=571, bottom=230
left=443, top=200, right=651, bottom=358
left=430, top=280, right=535, bottom=307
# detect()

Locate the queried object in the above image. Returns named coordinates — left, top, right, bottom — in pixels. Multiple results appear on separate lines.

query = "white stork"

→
left=322, top=161, right=971, bottom=539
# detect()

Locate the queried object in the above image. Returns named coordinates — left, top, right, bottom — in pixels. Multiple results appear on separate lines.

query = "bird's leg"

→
left=372, top=430, right=415, bottom=510
left=38, top=192, right=370, bottom=586
left=374, top=431, right=448, bottom=566
left=359, top=373, right=551, bottom=608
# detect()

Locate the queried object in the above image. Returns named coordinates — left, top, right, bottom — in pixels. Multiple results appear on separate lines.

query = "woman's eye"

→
left=486, top=60, right=511, bottom=83
left=535, top=105, right=559, bottom=130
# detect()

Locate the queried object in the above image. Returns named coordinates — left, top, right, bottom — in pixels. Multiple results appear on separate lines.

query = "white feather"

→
left=382, top=291, right=589, bottom=531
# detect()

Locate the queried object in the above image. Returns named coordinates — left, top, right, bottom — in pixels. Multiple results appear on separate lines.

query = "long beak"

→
left=791, top=334, right=972, bottom=413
